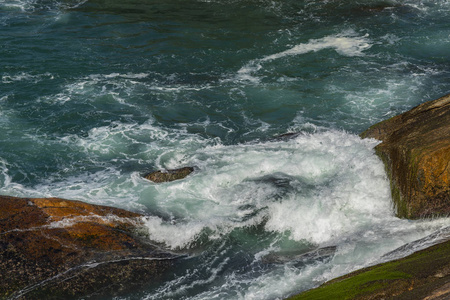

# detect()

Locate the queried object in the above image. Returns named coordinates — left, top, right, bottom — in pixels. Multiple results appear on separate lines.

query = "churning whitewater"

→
left=1, top=0, right=449, bottom=299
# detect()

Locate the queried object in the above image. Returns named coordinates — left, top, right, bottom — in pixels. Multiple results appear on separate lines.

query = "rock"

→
left=288, top=238, right=450, bottom=300
left=361, top=93, right=450, bottom=219
left=262, top=246, right=337, bottom=265
left=143, top=167, right=195, bottom=183
left=272, top=132, right=302, bottom=141
left=0, top=195, right=180, bottom=299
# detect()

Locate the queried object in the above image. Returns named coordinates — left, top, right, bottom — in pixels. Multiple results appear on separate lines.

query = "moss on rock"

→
left=288, top=239, right=450, bottom=300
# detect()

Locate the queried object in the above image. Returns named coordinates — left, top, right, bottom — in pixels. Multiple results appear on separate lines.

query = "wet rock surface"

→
left=143, top=167, right=195, bottom=183
left=0, top=195, right=179, bottom=299
left=361, top=93, right=450, bottom=219
left=262, top=246, right=337, bottom=266
left=289, top=238, right=450, bottom=300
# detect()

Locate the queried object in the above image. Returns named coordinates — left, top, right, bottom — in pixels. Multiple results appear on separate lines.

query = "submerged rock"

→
left=0, top=195, right=179, bottom=299
left=361, top=93, right=450, bottom=219
left=272, top=132, right=302, bottom=141
left=143, top=166, right=195, bottom=183
left=262, top=246, right=337, bottom=266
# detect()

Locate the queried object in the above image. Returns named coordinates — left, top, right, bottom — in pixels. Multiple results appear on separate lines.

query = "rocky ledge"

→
left=288, top=238, right=450, bottom=300
left=361, top=93, right=450, bottom=219
left=0, top=195, right=179, bottom=299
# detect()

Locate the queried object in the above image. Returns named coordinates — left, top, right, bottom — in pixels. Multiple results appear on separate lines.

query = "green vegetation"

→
left=288, top=265, right=410, bottom=300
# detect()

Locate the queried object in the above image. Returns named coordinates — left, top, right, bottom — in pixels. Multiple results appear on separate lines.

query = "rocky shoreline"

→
left=0, top=196, right=181, bottom=299
left=1, top=94, right=449, bottom=299
left=289, top=93, right=450, bottom=299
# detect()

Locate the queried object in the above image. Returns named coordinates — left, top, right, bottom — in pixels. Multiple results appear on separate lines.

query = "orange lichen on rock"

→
left=0, top=195, right=176, bottom=299
left=31, top=197, right=141, bottom=220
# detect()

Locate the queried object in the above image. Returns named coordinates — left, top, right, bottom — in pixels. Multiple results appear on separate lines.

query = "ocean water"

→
left=1, top=0, right=449, bottom=299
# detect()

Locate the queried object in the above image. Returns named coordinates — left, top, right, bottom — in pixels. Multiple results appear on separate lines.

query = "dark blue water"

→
left=1, top=0, right=449, bottom=299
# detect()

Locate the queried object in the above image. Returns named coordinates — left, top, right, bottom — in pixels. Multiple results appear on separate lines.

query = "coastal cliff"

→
left=0, top=196, right=178, bottom=299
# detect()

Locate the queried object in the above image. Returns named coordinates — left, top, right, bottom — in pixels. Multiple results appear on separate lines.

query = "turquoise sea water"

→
left=1, top=0, right=450, bottom=299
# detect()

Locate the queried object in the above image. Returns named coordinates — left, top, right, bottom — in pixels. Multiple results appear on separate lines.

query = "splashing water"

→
left=1, top=0, right=449, bottom=299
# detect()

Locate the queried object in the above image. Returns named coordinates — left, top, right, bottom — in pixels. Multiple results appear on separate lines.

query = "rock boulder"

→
left=0, top=195, right=179, bottom=299
left=361, top=93, right=450, bottom=218
left=143, top=167, right=195, bottom=183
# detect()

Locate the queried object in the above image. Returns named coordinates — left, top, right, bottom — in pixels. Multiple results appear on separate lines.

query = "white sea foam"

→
left=0, top=0, right=87, bottom=12
left=0, top=159, right=12, bottom=188
left=1, top=72, right=54, bottom=84
left=2, top=1, right=449, bottom=298
left=262, top=33, right=372, bottom=62
left=39, top=72, right=214, bottom=108
left=0, top=0, right=35, bottom=11
left=236, top=31, right=372, bottom=82
left=38, top=73, right=148, bottom=107
left=16, top=124, right=393, bottom=251
left=130, top=130, right=391, bottom=249
left=23, top=123, right=449, bottom=255
left=141, top=216, right=208, bottom=249
left=91, top=73, right=150, bottom=80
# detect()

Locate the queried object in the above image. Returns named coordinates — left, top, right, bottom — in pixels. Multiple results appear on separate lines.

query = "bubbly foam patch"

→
left=142, top=216, right=207, bottom=249
left=130, top=130, right=393, bottom=249
left=16, top=127, right=395, bottom=251
left=149, top=220, right=450, bottom=300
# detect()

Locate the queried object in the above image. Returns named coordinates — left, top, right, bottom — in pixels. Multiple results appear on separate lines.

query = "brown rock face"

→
left=361, top=93, right=450, bottom=219
left=144, top=167, right=195, bottom=183
left=0, top=195, right=178, bottom=299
